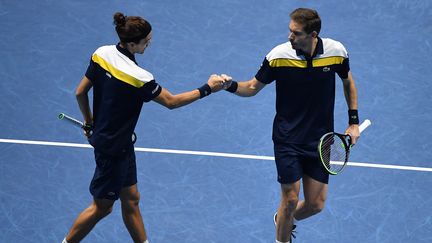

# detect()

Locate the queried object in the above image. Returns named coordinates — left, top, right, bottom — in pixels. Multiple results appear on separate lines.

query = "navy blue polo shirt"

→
left=85, top=44, right=162, bottom=154
left=255, top=37, right=350, bottom=144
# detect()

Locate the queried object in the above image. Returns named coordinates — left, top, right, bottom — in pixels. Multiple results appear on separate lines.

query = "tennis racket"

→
left=318, top=119, right=371, bottom=175
left=58, top=113, right=137, bottom=144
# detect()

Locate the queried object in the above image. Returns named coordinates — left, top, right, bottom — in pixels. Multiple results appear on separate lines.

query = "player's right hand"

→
left=82, top=123, right=93, bottom=137
left=207, top=74, right=225, bottom=93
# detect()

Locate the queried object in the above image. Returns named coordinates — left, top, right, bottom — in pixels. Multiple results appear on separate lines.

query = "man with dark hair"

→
left=62, top=12, right=226, bottom=243
left=222, top=8, right=360, bottom=243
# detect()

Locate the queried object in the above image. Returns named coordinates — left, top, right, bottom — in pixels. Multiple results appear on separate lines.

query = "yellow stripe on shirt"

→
left=312, top=56, right=345, bottom=67
left=269, top=58, right=307, bottom=68
left=92, top=54, right=144, bottom=88
left=269, top=56, right=345, bottom=69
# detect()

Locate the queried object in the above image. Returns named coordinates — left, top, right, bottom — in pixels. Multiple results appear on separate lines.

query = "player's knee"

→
left=97, top=205, right=113, bottom=217
left=280, top=183, right=300, bottom=205
left=121, top=192, right=141, bottom=212
left=93, top=201, right=114, bottom=217
left=281, top=195, right=299, bottom=212
left=286, top=198, right=299, bottom=212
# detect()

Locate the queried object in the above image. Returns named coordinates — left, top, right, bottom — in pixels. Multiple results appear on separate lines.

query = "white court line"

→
left=1, top=138, right=431, bottom=172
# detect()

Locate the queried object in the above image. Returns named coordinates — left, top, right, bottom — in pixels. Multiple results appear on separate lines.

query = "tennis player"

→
left=62, top=12, right=226, bottom=243
left=222, top=8, right=360, bottom=243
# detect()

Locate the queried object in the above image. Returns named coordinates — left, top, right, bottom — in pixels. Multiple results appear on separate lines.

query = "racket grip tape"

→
left=359, top=119, right=371, bottom=133
left=58, top=113, right=84, bottom=127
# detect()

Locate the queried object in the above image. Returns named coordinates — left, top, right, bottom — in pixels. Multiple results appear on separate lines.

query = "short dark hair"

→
left=113, top=12, right=152, bottom=44
left=290, top=8, right=321, bottom=34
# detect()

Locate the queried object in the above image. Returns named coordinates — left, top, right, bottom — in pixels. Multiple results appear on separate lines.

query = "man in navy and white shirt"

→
left=63, top=12, right=227, bottom=243
left=223, top=8, right=360, bottom=243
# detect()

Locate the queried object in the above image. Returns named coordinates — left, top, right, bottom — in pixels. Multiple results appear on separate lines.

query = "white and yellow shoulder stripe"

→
left=92, top=45, right=154, bottom=88
left=266, top=39, right=348, bottom=68
left=314, top=38, right=348, bottom=67
left=266, top=42, right=306, bottom=68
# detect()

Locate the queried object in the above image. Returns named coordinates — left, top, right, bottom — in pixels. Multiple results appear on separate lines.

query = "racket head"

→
left=318, top=132, right=351, bottom=175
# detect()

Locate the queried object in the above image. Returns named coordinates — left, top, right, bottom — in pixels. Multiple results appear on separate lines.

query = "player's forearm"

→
left=76, top=93, right=93, bottom=124
left=343, top=80, right=358, bottom=110
left=75, top=76, right=93, bottom=124
left=155, top=75, right=224, bottom=109
left=154, top=88, right=201, bottom=110
left=342, top=72, right=358, bottom=110
left=168, top=90, right=201, bottom=109
left=234, top=81, right=260, bottom=97
left=342, top=76, right=360, bottom=125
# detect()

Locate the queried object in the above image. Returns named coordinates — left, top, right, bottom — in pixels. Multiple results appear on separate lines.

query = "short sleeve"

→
left=336, top=57, right=350, bottom=79
left=255, top=58, right=275, bottom=84
left=85, top=58, right=97, bottom=81
left=140, top=80, right=162, bottom=102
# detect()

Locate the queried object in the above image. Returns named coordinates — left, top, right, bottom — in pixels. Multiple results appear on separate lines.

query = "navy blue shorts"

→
left=274, top=142, right=329, bottom=184
left=89, top=145, right=137, bottom=200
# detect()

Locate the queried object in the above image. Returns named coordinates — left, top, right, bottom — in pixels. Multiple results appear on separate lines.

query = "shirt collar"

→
left=116, top=43, right=137, bottom=64
left=295, top=37, right=324, bottom=58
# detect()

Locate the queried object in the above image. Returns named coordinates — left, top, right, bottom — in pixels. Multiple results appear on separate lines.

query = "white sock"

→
left=143, top=240, right=149, bottom=243
left=276, top=240, right=290, bottom=243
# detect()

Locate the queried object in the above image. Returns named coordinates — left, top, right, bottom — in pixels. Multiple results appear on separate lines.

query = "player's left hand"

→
left=220, top=74, right=233, bottom=90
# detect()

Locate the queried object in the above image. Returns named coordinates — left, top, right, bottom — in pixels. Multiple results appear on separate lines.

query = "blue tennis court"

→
left=1, top=0, right=431, bottom=242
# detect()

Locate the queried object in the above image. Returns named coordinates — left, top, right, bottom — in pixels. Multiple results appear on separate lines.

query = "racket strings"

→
left=321, top=135, right=347, bottom=171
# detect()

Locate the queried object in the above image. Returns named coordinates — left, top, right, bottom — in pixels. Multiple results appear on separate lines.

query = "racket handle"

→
left=359, top=119, right=371, bottom=134
left=58, top=113, right=84, bottom=128
left=59, top=113, right=137, bottom=144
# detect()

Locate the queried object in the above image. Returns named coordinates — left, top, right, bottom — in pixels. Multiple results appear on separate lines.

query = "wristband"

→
left=348, top=109, right=359, bottom=125
left=197, top=84, right=212, bottom=99
left=226, top=81, right=238, bottom=93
